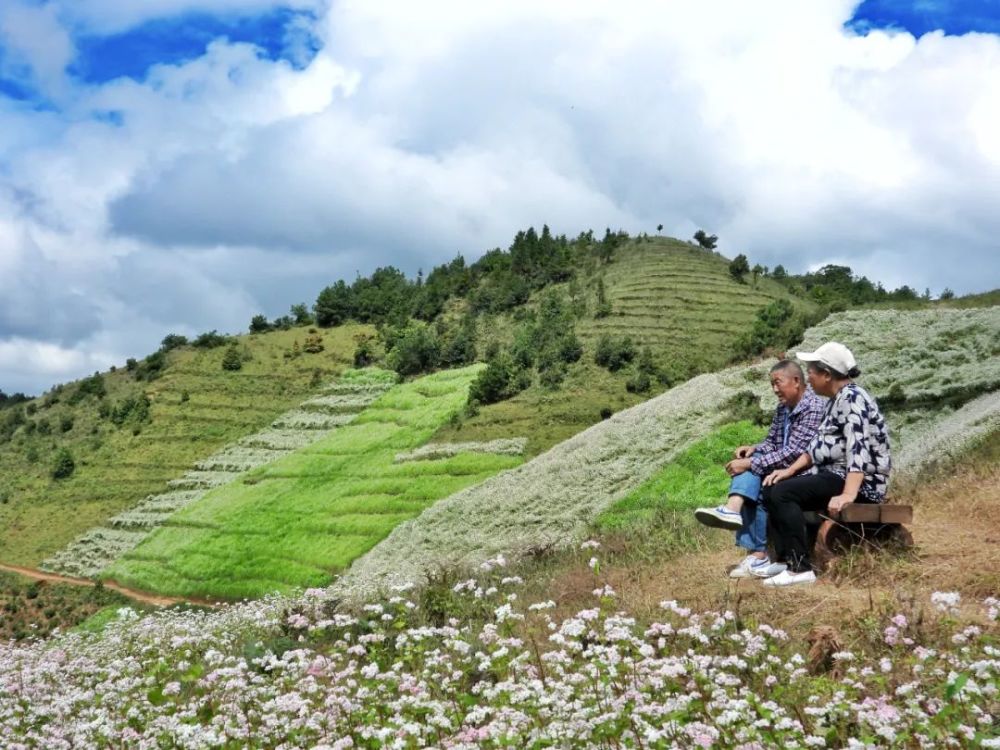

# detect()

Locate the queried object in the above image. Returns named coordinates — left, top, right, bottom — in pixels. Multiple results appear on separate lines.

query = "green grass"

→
left=104, top=365, right=527, bottom=600
left=0, top=325, right=370, bottom=566
left=594, top=421, right=766, bottom=532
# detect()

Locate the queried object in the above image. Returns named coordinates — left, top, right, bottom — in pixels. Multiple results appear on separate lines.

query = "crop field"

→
left=40, top=368, right=396, bottom=578
left=103, top=366, right=527, bottom=600
left=0, top=325, right=370, bottom=567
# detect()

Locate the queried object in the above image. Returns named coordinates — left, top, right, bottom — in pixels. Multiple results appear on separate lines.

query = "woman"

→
left=760, top=341, right=891, bottom=587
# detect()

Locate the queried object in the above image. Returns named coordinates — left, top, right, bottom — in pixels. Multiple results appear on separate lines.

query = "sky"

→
left=1, top=1, right=999, bottom=396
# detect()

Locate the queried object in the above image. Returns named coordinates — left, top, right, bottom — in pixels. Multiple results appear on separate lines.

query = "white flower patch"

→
left=271, top=410, right=357, bottom=430
left=393, top=438, right=529, bottom=463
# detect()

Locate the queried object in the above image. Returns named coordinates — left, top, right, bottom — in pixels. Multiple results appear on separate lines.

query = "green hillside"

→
left=103, top=366, right=525, bottom=600
left=432, top=237, right=815, bottom=456
left=0, top=325, right=369, bottom=567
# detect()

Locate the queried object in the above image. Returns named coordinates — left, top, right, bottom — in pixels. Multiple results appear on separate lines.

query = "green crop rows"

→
left=104, top=366, right=525, bottom=600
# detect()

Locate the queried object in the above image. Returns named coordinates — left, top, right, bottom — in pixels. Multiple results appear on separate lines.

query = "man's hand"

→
left=733, top=445, right=756, bottom=459
left=725, top=458, right=753, bottom=477
left=827, top=494, right=855, bottom=516
left=763, top=468, right=793, bottom=487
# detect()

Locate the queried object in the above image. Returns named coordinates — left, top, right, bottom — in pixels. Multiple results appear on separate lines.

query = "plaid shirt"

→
left=750, top=388, right=826, bottom=476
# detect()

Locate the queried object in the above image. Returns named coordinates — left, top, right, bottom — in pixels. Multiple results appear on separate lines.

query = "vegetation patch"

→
left=104, top=366, right=525, bottom=600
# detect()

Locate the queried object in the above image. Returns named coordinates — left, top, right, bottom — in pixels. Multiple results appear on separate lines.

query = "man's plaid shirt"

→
left=749, top=388, right=826, bottom=476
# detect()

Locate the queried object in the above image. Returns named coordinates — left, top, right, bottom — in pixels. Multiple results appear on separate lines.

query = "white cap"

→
left=795, top=341, right=857, bottom=376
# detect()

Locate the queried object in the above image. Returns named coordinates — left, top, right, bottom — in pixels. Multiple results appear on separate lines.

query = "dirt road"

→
left=0, top=562, right=218, bottom=608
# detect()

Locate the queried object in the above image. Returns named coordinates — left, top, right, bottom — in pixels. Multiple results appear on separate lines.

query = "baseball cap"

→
left=795, top=341, right=857, bottom=376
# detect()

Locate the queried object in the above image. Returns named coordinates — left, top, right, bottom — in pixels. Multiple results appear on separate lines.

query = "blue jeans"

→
left=728, top=471, right=767, bottom=553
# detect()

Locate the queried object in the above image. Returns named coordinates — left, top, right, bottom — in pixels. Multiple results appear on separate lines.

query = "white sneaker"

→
left=750, top=562, right=788, bottom=579
left=694, top=505, right=743, bottom=530
left=730, top=555, right=770, bottom=579
left=762, top=570, right=816, bottom=587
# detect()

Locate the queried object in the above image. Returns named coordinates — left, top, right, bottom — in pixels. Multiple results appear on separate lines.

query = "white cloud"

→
left=0, top=2, right=75, bottom=98
left=1, top=0, right=999, bottom=395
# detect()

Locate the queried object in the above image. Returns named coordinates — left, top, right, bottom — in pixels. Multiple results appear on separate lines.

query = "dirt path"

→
left=0, top=562, right=218, bottom=609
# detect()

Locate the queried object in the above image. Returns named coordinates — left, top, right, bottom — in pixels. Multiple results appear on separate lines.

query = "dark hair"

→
left=807, top=361, right=861, bottom=379
left=769, top=359, right=805, bottom=382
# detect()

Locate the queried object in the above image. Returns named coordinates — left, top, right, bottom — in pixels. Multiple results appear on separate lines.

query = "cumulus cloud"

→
left=1, top=0, right=999, bottom=394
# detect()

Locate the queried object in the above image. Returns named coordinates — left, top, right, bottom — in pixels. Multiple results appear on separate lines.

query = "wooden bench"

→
left=803, top=503, right=914, bottom=571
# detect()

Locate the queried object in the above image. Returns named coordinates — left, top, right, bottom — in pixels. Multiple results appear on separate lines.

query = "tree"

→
left=729, top=254, right=750, bottom=283
left=751, top=263, right=764, bottom=288
left=940, top=288, right=955, bottom=300
left=772, top=264, right=787, bottom=280
left=290, top=303, right=313, bottom=326
left=221, top=345, right=243, bottom=371
left=52, top=448, right=75, bottom=480
left=314, top=280, right=354, bottom=327
left=249, top=314, right=271, bottom=333
left=656, top=224, right=663, bottom=234
left=160, top=334, right=188, bottom=351
left=595, top=277, right=611, bottom=318
left=693, top=230, right=718, bottom=250
left=385, top=322, right=440, bottom=377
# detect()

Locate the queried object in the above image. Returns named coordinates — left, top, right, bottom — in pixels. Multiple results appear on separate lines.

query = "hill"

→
left=0, top=325, right=369, bottom=567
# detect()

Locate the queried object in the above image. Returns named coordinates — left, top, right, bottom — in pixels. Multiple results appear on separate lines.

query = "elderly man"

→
left=694, top=360, right=826, bottom=578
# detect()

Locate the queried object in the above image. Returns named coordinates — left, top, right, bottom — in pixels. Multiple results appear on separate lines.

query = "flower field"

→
left=1, top=553, right=997, bottom=748
left=101, top=366, right=526, bottom=600
left=40, top=369, right=396, bottom=579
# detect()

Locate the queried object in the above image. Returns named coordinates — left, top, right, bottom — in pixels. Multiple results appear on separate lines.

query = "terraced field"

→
left=104, top=366, right=526, bottom=600
left=576, top=240, right=808, bottom=368
left=0, top=325, right=368, bottom=566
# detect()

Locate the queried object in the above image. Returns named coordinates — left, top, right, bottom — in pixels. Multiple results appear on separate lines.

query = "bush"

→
left=594, top=334, right=636, bottom=372
left=291, top=303, right=314, bottom=326
left=386, top=322, right=440, bottom=377
left=221, top=345, right=243, bottom=371
left=193, top=330, right=230, bottom=348
left=468, top=352, right=528, bottom=405
left=249, top=315, right=271, bottom=333
left=160, top=334, right=188, bottom=352
left=68, top=373, right=106, bottom=404
left=59, top=415, right=74, bottom=433
left=729, top=253, right=750, bottom=282
left=125, top=358, right=138, bottom=371
left=626, top=370, right=651, bottom=394
left=353, top=333, right=378, bottom=367
left=600, top=407, right=614, bottom=420
left=134, top=350, right=166, bottom=381
left=52, top=448, right=75, bottom=480
left=302, top=334, right=324, bottom=354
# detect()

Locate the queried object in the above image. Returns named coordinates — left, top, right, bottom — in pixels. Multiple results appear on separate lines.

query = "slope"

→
left=0, top=325, right=369, bottom=567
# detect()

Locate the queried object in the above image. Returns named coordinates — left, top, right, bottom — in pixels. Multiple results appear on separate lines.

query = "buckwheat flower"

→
left=593, top=585, right=616, bottom=598
left=580, top=540, right=601, bottom=550
left=931, top=591, right=961, bottom=614
left=528, top=601, right=556, bottom=612
left=880, top=657, right=893, bottom=673
left=588, top=557, right=599, bottom=571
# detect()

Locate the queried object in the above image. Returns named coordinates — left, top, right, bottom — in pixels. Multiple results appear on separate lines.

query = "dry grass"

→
left=519, top=453, right=1000, bottom=648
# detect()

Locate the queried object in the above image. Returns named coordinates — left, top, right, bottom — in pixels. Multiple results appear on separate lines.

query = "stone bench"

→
left=803, top=503, right=914, bottom=571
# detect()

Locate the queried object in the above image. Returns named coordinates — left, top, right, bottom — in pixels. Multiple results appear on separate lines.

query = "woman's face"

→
left=807, top=364, right=835, bottom=397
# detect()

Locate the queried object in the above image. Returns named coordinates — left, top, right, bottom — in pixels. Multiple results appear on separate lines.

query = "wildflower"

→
left=580, top=540, right=601, bottom=550
left=931, top=591, right=961, bottom=615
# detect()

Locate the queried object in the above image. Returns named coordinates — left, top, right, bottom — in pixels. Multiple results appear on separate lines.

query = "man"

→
left=694, top=360, right=826, bottom=578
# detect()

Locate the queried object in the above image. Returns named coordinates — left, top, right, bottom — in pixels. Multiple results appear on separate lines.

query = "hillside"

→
left=0, top=325, right=369, bottom=567
left=431, top=237, right=816, bottom=456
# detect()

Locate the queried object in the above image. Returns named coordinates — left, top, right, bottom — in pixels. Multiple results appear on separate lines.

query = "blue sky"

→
left=1, top=1, right=999, bottom=395
left=848, top=0, right=1000, bottom=36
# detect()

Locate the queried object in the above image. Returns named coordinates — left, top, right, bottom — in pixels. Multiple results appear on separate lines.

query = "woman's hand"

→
left=827, top=493, right=856, bottom=516
left=763, top=468, right=793, bottom=486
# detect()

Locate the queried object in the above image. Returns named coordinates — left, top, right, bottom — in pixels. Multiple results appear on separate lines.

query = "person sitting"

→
left=694, top=360, right=826, bottom=578
left=761, top=342, right=892, bottom=587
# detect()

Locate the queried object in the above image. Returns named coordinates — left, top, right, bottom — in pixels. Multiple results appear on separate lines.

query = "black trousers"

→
left=762, top=472, right=845, bottom=573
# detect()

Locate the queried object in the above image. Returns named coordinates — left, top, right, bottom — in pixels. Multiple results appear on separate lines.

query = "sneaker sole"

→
left=694, top=509, right=742, bottom=530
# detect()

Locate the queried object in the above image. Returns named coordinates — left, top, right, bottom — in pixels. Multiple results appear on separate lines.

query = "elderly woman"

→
left=760, top=342, right=891, bottom=587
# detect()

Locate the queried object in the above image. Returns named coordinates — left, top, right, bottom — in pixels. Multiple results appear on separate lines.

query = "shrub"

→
left=626, top=370, right=651, bottom=394
left=600, top=406, right=614, bottom=419
left=594, top=334, right=636, bottom=372
left=468, top=352, right=528, bottom=405
left=125, top=358, right=137, bottom=371
left=59, top=415, right=74, bottom=433
left=135, top=350, right=166, bottom=381
left=52, top=448, right=75, bottom=479
left=729, top=253, right=750, bottom=282
left=221, top=345, right=243, bottom=371
left=353, top=333, right=378, bottom=367
left=291, top=303, right=314, bottom=326
left=386, top=322, right=440, bottom=377
left=160, top=334, right=188, bottom=352
left=69, top=373, right=106, bottom=404
left=302, top=334, right=324, bottom=354
left=193, top=330, right=230, bottom=348
left=249, top=314, right=271, bottom=333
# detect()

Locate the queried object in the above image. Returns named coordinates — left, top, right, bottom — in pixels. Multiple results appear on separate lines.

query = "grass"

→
left=594, top=421, right=766, bottom=532
left=0, top=325, right=369, bottom=567
left=104, top=366, right=526, bottom=600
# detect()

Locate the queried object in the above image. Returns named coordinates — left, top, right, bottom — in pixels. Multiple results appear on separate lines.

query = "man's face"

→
left=770, top=370, right=802, bottom=406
